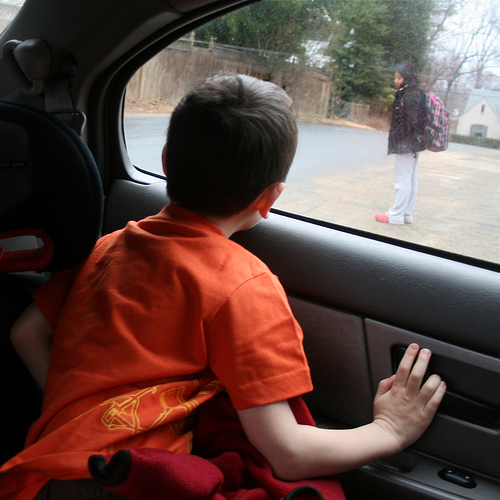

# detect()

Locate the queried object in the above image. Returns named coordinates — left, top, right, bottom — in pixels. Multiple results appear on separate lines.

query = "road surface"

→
left=124, top=114, right=500, bottom=264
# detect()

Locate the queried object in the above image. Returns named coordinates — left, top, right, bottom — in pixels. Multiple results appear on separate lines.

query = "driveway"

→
left=125, top=115, right=500, bottom=264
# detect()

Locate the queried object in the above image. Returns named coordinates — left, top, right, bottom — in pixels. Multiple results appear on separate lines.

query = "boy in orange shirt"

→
left=2, top=75, right=446, bottom=499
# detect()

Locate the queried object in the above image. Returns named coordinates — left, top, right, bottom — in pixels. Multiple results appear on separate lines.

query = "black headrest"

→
left=0, top=99, right=103, bottom=272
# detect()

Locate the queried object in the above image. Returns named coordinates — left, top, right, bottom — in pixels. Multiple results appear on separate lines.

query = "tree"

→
left=427, top=0, right=500, bottom=103
left=320, top=0, right=435, bottom=104
left=195, top=0, right=455, bottom=106
left=319, top=0, right=391, bottom=104
left=468, top=0, right=500, bottom=88
left=381, top=0, right=435, bottom=72
left=194, top=0, right=327, bottom=101
left=420, top=0, right=459, bottom=89
left=195, top=0, right=314, bottom=58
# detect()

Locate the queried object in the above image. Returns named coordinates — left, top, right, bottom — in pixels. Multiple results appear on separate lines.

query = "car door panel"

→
left=288, top=296, right=373, bottom=427
left=233, top=212, right=500, bottom=498
left=366, top=321, right=500, bottom=478
left=346, top=455, right=500, bottom=500
left=104, top=178, right=500, bottom=498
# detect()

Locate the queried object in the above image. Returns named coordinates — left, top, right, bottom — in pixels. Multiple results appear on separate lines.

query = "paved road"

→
left=124, top=114, right=500, bottom=264
left=124, top=115, right=389, bottom=177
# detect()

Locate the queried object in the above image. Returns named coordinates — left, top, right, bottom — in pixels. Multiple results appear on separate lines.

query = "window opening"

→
left=0, top=0, right=25, bottom=34
left=124, top=0, right=500, bottom=265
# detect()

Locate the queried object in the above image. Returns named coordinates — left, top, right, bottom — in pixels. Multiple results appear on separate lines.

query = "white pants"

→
left=386, top=153, right=418, bottom=224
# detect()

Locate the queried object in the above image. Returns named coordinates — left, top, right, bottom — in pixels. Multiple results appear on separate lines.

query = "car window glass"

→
left=124, top=0, right=500, bottom=265
left=0, top=0, right=25, bottom=33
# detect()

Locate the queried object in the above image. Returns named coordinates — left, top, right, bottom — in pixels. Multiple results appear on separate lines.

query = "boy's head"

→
left=164, top=74, right=297, bottom=218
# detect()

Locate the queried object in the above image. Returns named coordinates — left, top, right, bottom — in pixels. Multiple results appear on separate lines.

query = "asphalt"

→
left=124, top=113, right=500, bottom=265
left=275, top=142, right=500, bottom=265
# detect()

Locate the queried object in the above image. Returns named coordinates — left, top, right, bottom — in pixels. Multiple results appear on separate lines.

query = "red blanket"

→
left=88, top=396, right=345, bottom=500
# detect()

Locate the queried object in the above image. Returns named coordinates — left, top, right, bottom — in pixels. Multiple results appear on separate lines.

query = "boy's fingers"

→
left=427, top=380, right=447, bottom=413
left=392, top=345, right=445, bottom=406
left=393, top=343, right=420, bottom=387
left=406, top=348, right=432, bottom=394
left=375, top=374, right=396, bottom=400
left=419, top=374, right=446, bottom=408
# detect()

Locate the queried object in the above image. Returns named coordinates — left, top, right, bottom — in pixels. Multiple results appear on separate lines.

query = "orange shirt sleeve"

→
left=206, top=272, right=313, bottom=410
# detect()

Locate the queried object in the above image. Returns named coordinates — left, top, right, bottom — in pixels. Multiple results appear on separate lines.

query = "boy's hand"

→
left=372, top=343, right=446, bottom=453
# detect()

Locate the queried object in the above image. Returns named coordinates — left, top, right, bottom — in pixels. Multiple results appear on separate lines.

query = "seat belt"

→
left=44, top=60, right=87, bottom=134
left=0, top=39, right=86, bottom=134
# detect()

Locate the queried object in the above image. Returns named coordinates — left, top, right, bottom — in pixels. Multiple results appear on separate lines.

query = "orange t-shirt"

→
left=0, top=205, right=312, bottom=499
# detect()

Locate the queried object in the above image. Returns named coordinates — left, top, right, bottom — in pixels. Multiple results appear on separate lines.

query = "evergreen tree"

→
left=321, top=0, right=435, bottom=102
left=195, top=0, right=313, bottom=57
left=321, top=0, right=392, bottom=104
left=195, top=0, right=438, bottom=104
left=381, top=0, right=435, bottom=72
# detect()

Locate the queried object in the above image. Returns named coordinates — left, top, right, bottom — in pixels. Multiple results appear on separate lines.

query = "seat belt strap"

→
left=45, top=70, right=87, bottom=135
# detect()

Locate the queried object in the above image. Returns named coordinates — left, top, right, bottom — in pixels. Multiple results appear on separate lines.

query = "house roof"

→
left=463, top=89, right=500, bottom=117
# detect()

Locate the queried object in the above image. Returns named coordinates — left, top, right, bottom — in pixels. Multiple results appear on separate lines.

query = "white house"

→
left=456, top=89, right=500, bottom=139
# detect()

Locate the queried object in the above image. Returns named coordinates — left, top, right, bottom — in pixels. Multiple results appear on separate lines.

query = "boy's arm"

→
left=237, top=344, right=446, bottom=481
left=10, top=301, right=53, bottom=391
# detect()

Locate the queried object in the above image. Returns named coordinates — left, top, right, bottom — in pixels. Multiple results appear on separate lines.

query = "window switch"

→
left=438, top=468, right=477, bottom=489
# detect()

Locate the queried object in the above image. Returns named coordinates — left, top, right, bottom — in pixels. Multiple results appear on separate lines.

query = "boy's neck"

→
left=170, top=202, right=262, bottom=238
left=204, top=209, right=262, bottom=238
left=171, top=182, right=284, bottom=238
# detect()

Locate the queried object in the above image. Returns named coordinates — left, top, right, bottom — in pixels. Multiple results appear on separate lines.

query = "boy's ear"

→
left=162, top=144, right=168, bottom=177
left=255, top=182, right=286, bottom=219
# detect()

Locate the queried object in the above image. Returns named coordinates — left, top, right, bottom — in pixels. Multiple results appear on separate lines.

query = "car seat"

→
left=0, top=99, right=104, bottom=464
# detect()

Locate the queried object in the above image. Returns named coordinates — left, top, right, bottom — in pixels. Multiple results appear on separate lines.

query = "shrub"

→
left=450, top=134, right=500, bottom=149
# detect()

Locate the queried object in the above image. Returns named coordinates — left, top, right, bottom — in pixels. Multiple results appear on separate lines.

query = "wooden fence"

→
left=126, top=38, right=332, bottom=119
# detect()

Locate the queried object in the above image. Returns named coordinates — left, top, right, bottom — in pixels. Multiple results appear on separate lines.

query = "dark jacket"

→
left=388, top=84, right=426, bottom=155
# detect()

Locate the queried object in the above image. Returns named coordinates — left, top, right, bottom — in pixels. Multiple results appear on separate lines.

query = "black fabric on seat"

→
left=0, top=99, right=104, bottom=272
left=0, top=100, right=104, bottom=465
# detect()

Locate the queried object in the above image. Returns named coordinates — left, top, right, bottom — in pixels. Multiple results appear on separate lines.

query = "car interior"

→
left=0, top=0, right=499, bottom=499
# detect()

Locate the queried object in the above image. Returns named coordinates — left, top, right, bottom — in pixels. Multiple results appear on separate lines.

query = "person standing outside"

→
left=376, top=62, right=426, bottom=225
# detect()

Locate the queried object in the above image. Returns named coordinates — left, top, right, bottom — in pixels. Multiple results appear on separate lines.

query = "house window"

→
left=470, top=124, right=487, bottom=138
left=481, top=104, right=485, bottom=113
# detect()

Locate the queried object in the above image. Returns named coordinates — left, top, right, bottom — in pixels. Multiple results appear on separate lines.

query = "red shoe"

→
left=375, top=213, right=389, bottom=223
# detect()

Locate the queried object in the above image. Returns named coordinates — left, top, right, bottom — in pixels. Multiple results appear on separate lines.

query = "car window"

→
left=124, top=0, right=500, bottom=265
left=0, top=0, right=25, bottom=33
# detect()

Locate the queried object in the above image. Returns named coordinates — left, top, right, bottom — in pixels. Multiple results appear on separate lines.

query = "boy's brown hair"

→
left=165, top=74, right=297, bottom=217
